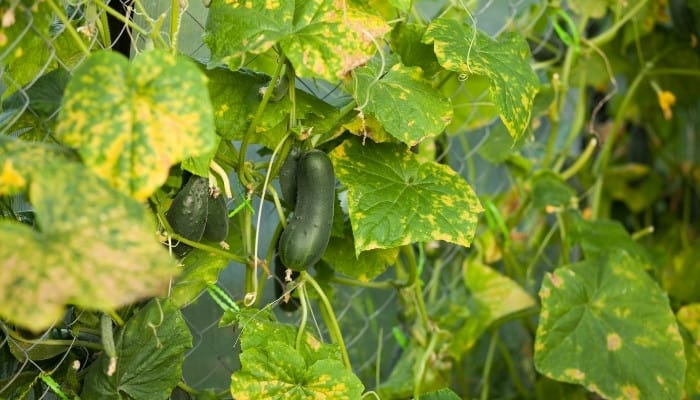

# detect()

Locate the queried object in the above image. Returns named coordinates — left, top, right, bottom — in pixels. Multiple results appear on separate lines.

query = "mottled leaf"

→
left=390, top=22, right=441, bottom=75
left=205, top=67, right=338, bottom=148
left=204, top=0, right=389, bottom=81
left=231, top=319, right=363, bottom=399
left=663, top=245, right=700, bottom=303
left=56, top=50, right=216, bottom=200
left=677, top=304, right=700, bottom=397
left=424, top=18, right=539, bottom=140
left=0, top=157, right=178, bottom=332
left=531, top=171, right=577, bottom=210
left=351, top=59, right=452, bottom=146
left=433, top=260, right=534, bottom=359
left=170, top=249, right=229, bottom=308
left=330, top=138, right=483, bottom=255
left=82, top=299, right=192, bottom=399
left=535, top=251, right=686, bottom=400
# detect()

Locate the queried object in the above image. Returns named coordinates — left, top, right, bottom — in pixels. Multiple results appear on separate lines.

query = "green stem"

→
left=589, top=0, right=650, bottom=47
left=303, top=272, right=352, bottom=370
left=46, top=0, right=90, bottom=55
left=238, top=53, right=287, bottom=187
left=331, top=275, right=395, bottom=289
left=169, top=0, right=182, bottom=53
left=413, top=330, right=440, bottom=399
left=295, top=283, right=309, bottom=352
left=92, top=0, right=150, bottom=37
left=479, top=331, right=499, bottom=400
left=560, top=137, right=598, bottom=180
left=176, top=381, right=198, bottom=396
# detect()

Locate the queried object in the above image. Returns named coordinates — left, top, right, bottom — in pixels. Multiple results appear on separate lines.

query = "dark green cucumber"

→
left=202, top=191, right=229, bottom=242
left=274, top=254, right=300, bottom=312
left=278, top=149, right=335, bottom=270
left=166, top=175, right=209, bottom=257
left=278, top=149, right=299, bottom=208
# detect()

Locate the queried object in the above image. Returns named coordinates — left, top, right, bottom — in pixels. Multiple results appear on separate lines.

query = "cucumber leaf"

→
left=81, top=299, right=192, bottom=399
left=323, top=232, right=399, bottom=281
left=423, top=18, right=539, bottom=141
left=330, top=138, right=483, bottom=255
left=535, top=251, right=686, bottom=400
left=0, top=142, right=177, bottom=331
left=677, top=304, right=700, bottom=397
left=350, top=59, right=452, bottom=146
left=203, top=0, right=389, bottom=81
left=230, top=319, right=363, bottom=399
left=55, top=50, right=216, bottom=200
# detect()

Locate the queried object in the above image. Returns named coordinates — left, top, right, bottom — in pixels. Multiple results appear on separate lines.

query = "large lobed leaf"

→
left=230, top=318, right=364, bottom=399
left=81, top=299, right=192, bottom=399
left=0, top=140, right=178, bottom=332
left=55, top=50, right=216, bottom=200
left=204, top=0, right=390, bottom=82
left=330, top=138, right=482, bottom=255
left=535, top=251, right=686, bottom=399
left=423, top=18, right=539, bottom=141
left=350, top=59, right=452, bottom=146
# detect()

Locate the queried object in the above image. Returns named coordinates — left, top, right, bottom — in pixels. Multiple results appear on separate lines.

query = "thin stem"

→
left=331, top=275, right=395, bottom=289
left=302, top=272, right=352, bottom=370
left=169, top=0, right=183, bottom=53
left=295, top=283, right=309, bottom=352
left=92, top=0, right=150, bottom=37
left=560, top=137, right=598, bottom=180
left=479, top=330, right=499, bottom=400
left=589, top=0, right=650, bottom=47
left=177, top=381, right=198, bottom=396
left=46, top=0, right=90, bottom=55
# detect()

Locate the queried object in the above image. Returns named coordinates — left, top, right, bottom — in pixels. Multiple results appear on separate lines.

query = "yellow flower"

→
left=0, top=160, right=26, bottom=195
left=657, top=90, right=676, bottom=120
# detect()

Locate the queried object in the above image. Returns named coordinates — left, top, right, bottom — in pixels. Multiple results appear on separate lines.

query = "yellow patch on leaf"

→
left=0, top=160, right=26, bottom=195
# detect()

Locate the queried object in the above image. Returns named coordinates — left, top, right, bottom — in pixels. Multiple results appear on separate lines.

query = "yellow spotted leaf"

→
left=330, top=138, right=483, bottom=255
left=55, top=50, right=216, bottom=200
left=535, top=251, right=686, bottom=399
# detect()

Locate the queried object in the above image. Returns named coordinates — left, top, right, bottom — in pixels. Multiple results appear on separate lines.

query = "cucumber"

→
left=274, top=254, right=300, bottom=312
left=202, top=190, right=229, bottom=242
left=166, top=175, right=209, bottom=257
left=278, top=149, right=335, bottom=270
left=278, top=149, right=299, bottom=208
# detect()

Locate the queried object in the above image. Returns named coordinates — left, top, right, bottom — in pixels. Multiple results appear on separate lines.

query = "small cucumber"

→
left=202, top=190, right=229, bottom=242
left=274, top=254, right=300, bottom=312
left=278, top=149, right=335, bottom=270
left=278, top=149, right=299, bottom=208
left=166, top=175, right=209, bottom=257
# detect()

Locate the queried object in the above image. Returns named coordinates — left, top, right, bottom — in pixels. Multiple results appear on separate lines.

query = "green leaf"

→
left=323, top=233, right=399, bottom=281
left=568, top=0, right=614, bottom=18
left=423, top=18, right=540, bottom=140
left=205, top=67, right=338, bottom=148
left=663, top=245, right=700, bottom=303
left=204, top=0, right=390, bottom=81
left=82, top=299, right=192, bottom=400
left=55, top=50, right=216, bottom=200
left=677, top=304, right=700, bottom=397
left=531, top=171, right=577, bottom=210
left=534, top=251, right=686, bottom=400
left=230, top=319, right=363, bottom=399
left=390, top=22, right=441, bottom=75
left=432, top=260, right=535, bottom=359
left=170, top=248, right=229, bottom=308
left=442, top=74, right=498, bottom=134
left=350, top=59, right=452, bottom=146
left=330, top=138, right=483, bottom=254
left=565, top=212, right=650, bottom=265
left=0, top=0, right=53, bottom=88
left=421, top=388, right=462, bottom=400
left=0, top=146, right=177, bottom=331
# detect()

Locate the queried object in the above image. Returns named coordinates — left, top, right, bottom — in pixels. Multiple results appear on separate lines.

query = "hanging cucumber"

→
left=202, top=189, right=229, bottom=242
left=278, top=149, right=335, bottom=270
left=274, top=254, right=300, bottom=312
left=165, top=174, right=209, bottom=257
left=278, top=149, right=299, bottom=208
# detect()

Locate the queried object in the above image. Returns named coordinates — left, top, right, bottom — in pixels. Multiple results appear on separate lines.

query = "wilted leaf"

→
left=330, top=138, right=482, bottom=255
left=82, top=299, right=192, bottom=399
left=204, top=0, right=389, bottom=81
left=350, top=59, right=452, bottom=146
left=424, top=18, right=539, bottom=140
left=535, top=251, right=686, bottom=400
left=230, top=319, right=363, bottom=399
left=0, top=156, right=178, bottom=332
left=56, top=50, right=216, bottom=200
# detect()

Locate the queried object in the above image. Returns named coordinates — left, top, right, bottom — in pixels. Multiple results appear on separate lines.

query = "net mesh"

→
left=1, top=0, right=549, bottom=398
